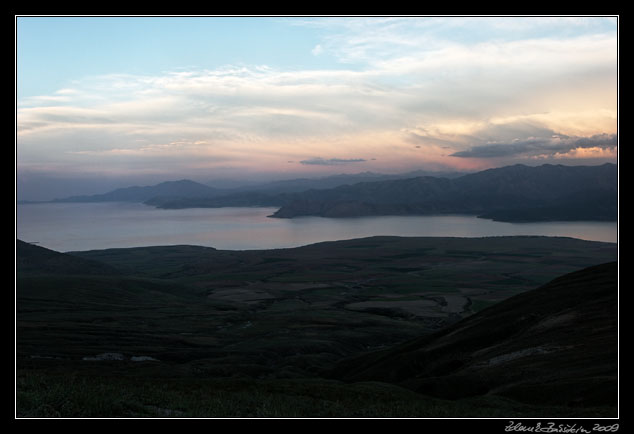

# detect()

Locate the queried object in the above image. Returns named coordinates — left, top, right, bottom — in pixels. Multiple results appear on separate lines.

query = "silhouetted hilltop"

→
left=16, top=240, right=119, bottom=276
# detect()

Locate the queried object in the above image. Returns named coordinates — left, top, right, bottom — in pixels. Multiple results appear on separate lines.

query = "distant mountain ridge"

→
left=48, top=163, right=617, bottom=223
left=222, top=169, right=466, bottom=194
left=271, top=163, right=617, bottom=221
left=50, top=169, right=467, bottom=204
left=52, top=179, right=220, bottom=203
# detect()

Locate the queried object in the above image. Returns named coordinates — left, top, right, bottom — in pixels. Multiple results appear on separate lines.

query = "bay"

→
left=16, top=202, right=617, bottom=252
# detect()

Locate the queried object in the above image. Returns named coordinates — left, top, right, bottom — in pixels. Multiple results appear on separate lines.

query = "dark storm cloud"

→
left=450, top=139, right=550, bottom=158
left=450, top=133, right=617, bottom=158
left=572, top=133, right=618, bottom=148
left=299, top=157, right=367, bottom=166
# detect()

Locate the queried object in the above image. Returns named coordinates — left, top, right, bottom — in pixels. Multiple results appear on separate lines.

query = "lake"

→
left=16, top=202, right=618, bottom=252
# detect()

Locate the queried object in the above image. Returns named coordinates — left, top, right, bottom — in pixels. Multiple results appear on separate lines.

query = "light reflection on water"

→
left=16, top=202, right=617, bottom=252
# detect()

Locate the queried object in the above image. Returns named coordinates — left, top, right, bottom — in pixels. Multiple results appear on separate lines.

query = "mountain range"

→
left=271, top=163, right=617, bottom=221
left=214, top=169, right=467, bottom=194
left=52, top=179, right=220, bottom=203
left=48, top=163, right=617, bottom=223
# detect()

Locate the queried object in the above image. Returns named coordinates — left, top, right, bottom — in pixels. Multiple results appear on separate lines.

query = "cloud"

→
left=551, top=146, right=618, bottom=160
left=450, top=133, right=617, bottom=159
left=16, top=17, right=617, bottom=177
left=299, top=157, right=367, bottom=166
left=293, top=17, right=617, bottom=73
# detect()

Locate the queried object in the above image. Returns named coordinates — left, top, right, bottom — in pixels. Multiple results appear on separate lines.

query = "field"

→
left=17, top=366, right=615, bottom=418
left=16, top=236, right=618, bottom=418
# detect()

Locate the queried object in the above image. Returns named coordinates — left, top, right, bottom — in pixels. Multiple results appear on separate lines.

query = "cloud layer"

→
left=450, top=133, right=618, bottom=159
left=300, top=157, right=367, bottom=166
left=17, top=17, right=618, bottom=179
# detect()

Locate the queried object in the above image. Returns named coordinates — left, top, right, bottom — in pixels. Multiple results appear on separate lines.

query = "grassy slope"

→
left=16, top=367, right=614, bottom=418
left=328, top=262, right=618, bottom=409
left=17, top=239, right=119, bottom=276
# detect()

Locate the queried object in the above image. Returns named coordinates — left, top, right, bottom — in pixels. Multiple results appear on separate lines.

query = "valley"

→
left=15, top=235, right=618, bottom=417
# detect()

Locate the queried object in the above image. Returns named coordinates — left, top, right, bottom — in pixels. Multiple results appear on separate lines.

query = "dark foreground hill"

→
left=16, top=240, right=119, bottom=276
left=328, top=261, right=618, bottom=408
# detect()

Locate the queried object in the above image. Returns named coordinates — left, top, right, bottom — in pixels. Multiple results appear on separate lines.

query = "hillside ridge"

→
left=328, top=261, right=618, bottom=407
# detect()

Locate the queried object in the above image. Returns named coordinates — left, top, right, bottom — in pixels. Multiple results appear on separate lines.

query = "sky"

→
left=16, top=16, right=618, bottom=200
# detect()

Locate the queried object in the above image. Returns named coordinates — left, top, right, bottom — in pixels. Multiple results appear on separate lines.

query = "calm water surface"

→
left=16, top=202, right=617, bottom=252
